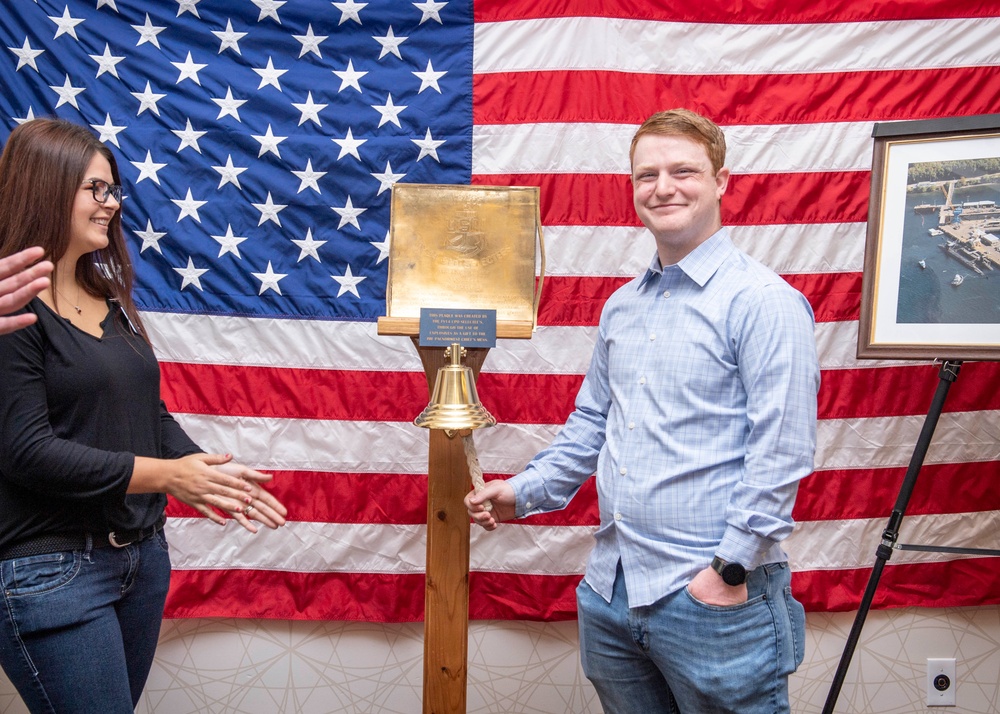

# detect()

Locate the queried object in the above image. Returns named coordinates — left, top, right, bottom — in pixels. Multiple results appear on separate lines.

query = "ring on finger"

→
left=242, top=503, right=255, bottom=517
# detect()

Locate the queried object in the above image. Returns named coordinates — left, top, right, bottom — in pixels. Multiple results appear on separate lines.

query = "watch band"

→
left=710, top=555, right=747, bottom=586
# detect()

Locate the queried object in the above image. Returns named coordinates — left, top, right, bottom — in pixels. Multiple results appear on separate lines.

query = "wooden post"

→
left=416, top=343, right=489, bottom=714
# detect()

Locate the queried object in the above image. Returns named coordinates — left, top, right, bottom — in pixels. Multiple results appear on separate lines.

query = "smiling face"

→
left=68, top=152, right=119, bottom=262
left=631, top=133, right=730, bottom=266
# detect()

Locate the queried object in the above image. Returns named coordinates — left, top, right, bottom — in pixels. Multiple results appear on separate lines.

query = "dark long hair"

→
left=0, top=118, right=147, bottom=341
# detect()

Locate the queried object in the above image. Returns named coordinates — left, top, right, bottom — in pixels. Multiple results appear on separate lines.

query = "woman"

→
left=0, top=118, right=288, bottom=713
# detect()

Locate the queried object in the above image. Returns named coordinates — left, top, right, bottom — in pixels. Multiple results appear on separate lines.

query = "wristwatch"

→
left=711, top=556, right=747, bottom=586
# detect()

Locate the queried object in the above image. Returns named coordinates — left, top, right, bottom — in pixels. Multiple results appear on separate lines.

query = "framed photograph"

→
left=858, top=114, right=1000, bottom=360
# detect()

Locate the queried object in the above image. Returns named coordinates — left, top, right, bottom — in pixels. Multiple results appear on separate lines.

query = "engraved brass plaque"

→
left=381, top=184, right=542, bottom=337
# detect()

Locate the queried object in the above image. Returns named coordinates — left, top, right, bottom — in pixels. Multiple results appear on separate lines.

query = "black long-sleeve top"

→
left=0, top=298, right=200, bottom=552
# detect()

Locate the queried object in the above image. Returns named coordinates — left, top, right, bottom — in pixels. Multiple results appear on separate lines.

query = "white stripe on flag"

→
left=474, top=16, right=1000, bottom=75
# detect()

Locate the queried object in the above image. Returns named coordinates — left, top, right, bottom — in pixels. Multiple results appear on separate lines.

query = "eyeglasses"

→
left=82, top=179, right=123, bottom=204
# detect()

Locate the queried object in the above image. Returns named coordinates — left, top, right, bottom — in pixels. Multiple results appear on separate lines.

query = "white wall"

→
left=1, top=607, right=998, bottom=713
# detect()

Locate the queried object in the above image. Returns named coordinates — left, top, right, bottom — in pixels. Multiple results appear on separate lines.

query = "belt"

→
left=0, top=514, right=166, bottom=560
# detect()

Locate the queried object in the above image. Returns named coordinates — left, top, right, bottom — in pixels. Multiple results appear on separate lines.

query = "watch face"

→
left=721, top=563, right=746, bottom=586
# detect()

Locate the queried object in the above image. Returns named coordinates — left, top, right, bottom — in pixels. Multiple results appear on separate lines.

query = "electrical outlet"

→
left=927, top=658, right=956, bottom=707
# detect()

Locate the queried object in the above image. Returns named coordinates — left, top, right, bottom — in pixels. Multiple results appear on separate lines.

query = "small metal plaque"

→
left=382, top=184, right=541, bottom=335
left=419, top=308, right=497, bottom=347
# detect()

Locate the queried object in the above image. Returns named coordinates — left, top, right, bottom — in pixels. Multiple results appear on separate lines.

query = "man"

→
left=0, top=246, right=52, bottom=335
left=465, top=109, right=820, bottom=713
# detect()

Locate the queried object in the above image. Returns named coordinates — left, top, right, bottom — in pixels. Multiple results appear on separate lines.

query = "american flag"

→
left=2, top=0, right=999, bottom=622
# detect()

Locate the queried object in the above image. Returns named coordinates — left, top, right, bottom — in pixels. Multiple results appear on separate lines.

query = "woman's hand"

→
left=132, top=453, right=288, bottom=533
left=214, top=460, right=288, bottom=532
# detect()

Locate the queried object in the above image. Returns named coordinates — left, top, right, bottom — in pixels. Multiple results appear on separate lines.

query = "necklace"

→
left=54, top=285, right=83, bottom=315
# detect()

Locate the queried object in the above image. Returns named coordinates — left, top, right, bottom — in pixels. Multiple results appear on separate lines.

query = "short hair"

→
left=0, top=118, right=146, bottom=340
left=629, top=109, right=727, bottom=174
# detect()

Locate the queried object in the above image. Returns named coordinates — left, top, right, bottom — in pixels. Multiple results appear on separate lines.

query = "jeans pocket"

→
left=2, top=552, right=81, bottom=597
left=783, top=585, right=806, bottom=669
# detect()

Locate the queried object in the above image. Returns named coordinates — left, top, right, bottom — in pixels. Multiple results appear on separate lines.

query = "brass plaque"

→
left=383, top=184, right=541, bottom=333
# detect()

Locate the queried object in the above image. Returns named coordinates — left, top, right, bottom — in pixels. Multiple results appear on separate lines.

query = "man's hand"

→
left=687, top=565, right=748, bottom=606
left=464, top=479, right=516, bottom=531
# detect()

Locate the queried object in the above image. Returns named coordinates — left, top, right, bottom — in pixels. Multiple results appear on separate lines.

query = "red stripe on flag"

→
left=818, top=361, right=1000, bottom=420
left=475, top=0, right=1000, bottom=24
left=795, top=460, right=1000, bottom=522
left=473, top=172, right=870, bottom=227
left=792, top=558, right=1000, bottom=612
left=165, top=570, right=426, bottom=621
left=474, top=67, right=1000, bottom=126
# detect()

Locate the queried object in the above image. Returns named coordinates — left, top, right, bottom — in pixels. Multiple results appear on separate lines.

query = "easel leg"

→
left=822, top=360, right=961, bottom=713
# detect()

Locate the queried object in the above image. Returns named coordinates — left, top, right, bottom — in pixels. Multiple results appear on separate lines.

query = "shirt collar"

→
left=637, top=227, right=734, bottom=289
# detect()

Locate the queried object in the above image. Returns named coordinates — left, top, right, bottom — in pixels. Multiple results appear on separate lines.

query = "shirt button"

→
left=619, top=467, right=627, bottom=476
left=628, top=421, right=635, bottom=430
left=649, top=333, right=656, bottom=341
left=614, top=512, right=622, bottom=521
left=525, top=501, right=532, bottom=510
left=663, top=291, right=671, bottom=298
left=639, top=376, right=646, bottom=385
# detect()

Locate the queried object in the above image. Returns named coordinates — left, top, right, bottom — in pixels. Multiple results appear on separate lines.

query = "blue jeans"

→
left=578, top=561, right=805, bottom=714
left=0, top=531, right=171, bottom=713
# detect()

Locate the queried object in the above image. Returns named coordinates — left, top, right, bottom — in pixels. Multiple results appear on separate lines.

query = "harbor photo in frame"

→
left=858, top=114, right=1000, bottom=360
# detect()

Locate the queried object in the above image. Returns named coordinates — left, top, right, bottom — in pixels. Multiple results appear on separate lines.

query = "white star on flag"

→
left=173, top=257, right=208, bottom=290
left=412, top=128, right=445, bottom=162
left=370, top=230, right=390, bottom=264
left=372, top=94, right=406, bottom=128
left=413, top=60, right=446, bottom=93
left=332, top=196, right=367, bottom=230
left=96, top=0, right=118, bottom=10
left=252, top=261, right=287, bottom=295
left=172, top=119, right=206, bottom=153
left=9, top=39, right=45, bottom=72
left=50, top=75, right=85, bottom=109
left=49, top=7, right=84, bottom=40
left=253, top=57, right=288, bottom=91
left=131, top=14, right=166, bottom=48
left=251, top=0, right=286, bottom=23
left=333, top=60, right=367, bottom=93
left=212, top=20, right=246, bottom=55
left=333, top=0, right=367, bottom=25
left=292, top=92, right=326, bottom=126
left=211, top=87, right=246, bottom=122
left=91, top=114, right=127, bottom=147
left=212, top=155, right=248, bottom=189
left=211, top=225, right=248, bottom=258
left=90, top=44, right=125, bottom=79
left=135, top=220, right=166, bottom=254
left=171, top=188, right=208, bottom=222
left=252, top=192, right=288, bottom=226
left=172, top=52, right=207, bottom=85
left=131, top=81, right=166, bottom=116
left=292, top=159, right=326, bottom=193
left=176, top=0, right=202, bottom=18
left=374, top=27, right=408, bottom=60
left=332, top=264, right=366, bottom=298
left=333, top=128, right=366, bottom=161
left=13, top=108, right=37, bottom=125
left=292, top=228, right=326, bottom=262
left=251, top=124, right=287, bottom=158
left=413, top=0, right=448, bottom=24
left=131, top=151, right=167, bottom=184
left=371, top=161, right=405, bottom=195
left=293, top=24, right=327, bottom=58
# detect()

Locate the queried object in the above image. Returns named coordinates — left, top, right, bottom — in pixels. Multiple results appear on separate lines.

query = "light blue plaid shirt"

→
left=509, top=228, right=820, bottom=607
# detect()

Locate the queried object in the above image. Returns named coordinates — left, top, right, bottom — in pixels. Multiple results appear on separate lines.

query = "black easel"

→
left=822, top=360, right=964, bottom=714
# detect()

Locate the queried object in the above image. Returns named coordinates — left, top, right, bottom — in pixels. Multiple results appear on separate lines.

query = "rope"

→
left=462, top=433, right=493, bottom=512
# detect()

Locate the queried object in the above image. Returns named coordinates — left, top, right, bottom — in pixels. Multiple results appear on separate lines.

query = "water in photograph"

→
left=897, top=184, right=1000, bottom=324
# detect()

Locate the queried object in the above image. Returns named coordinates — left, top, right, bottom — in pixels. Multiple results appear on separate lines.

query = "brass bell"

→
left=414, top=343, right=497, bottom=431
